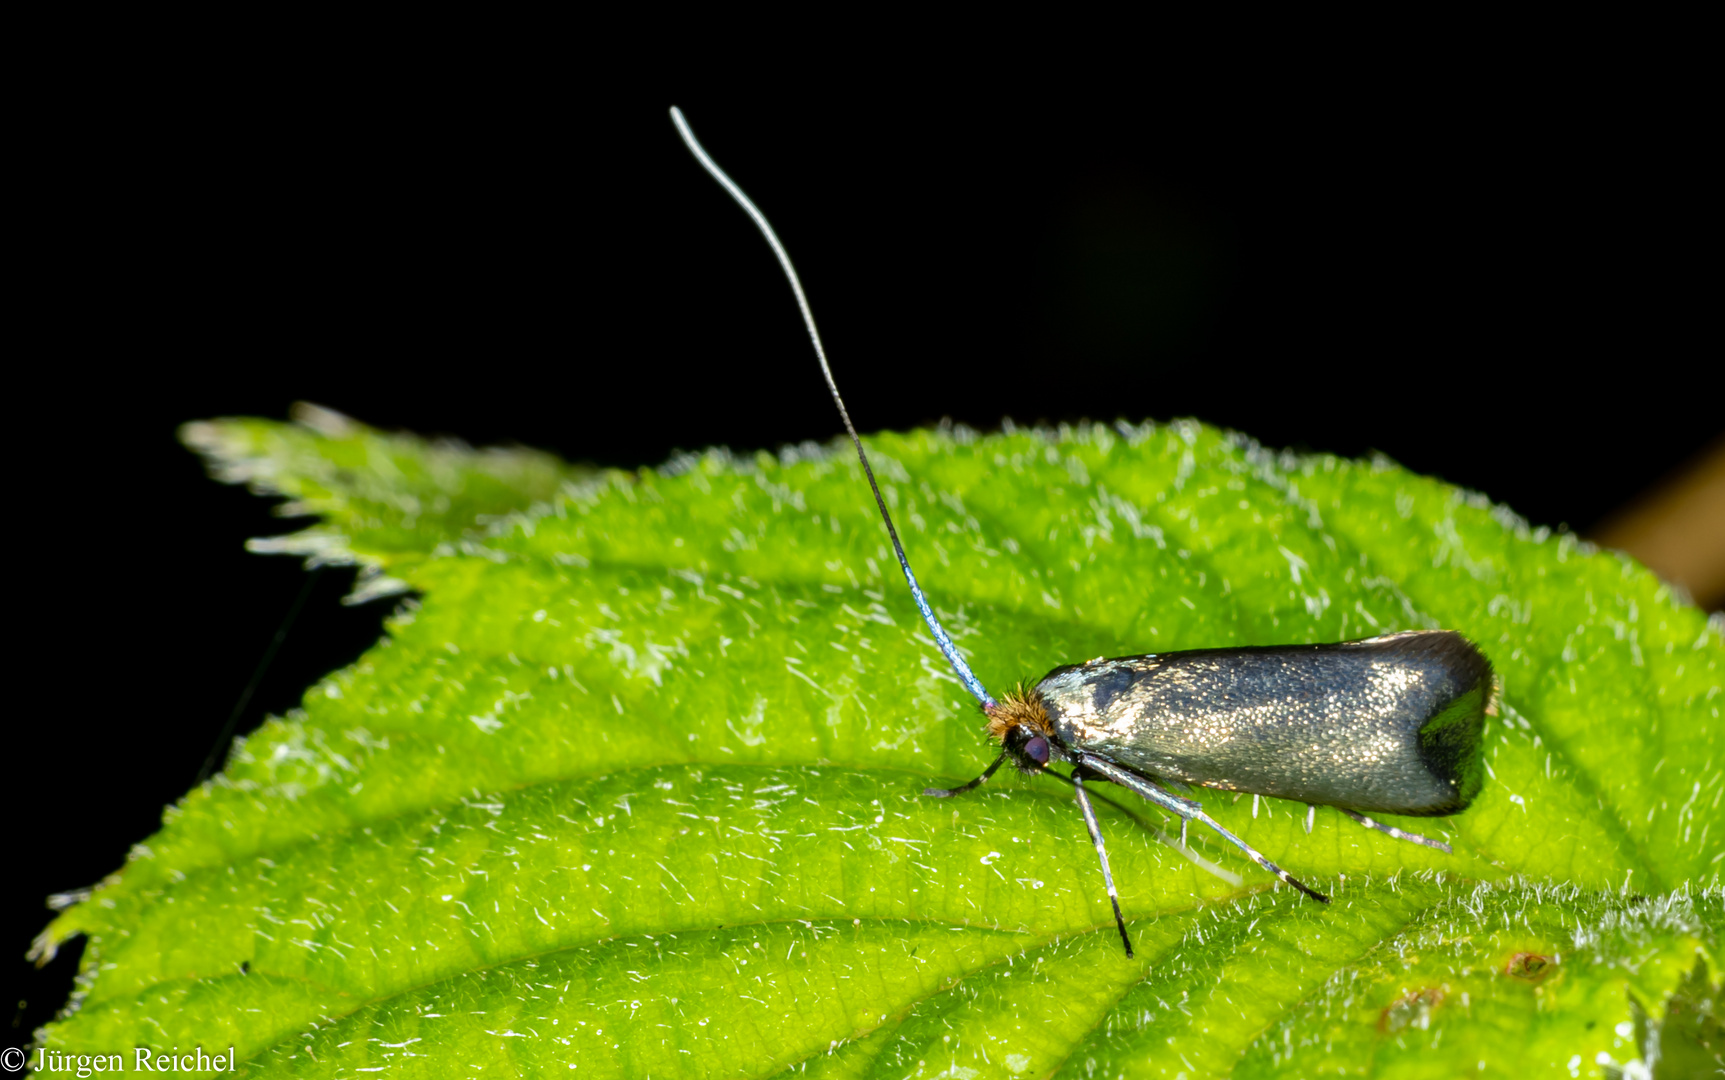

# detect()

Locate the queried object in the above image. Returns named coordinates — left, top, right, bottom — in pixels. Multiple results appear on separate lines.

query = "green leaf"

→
left=36, top=411, right=1723, bottom=1077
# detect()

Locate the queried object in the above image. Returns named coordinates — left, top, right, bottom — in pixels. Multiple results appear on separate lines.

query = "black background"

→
left=8, top=58, right=1717, bottom=1039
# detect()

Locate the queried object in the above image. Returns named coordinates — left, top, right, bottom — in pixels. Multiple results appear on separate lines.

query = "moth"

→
left=671, top=107, right=1493, bottom=956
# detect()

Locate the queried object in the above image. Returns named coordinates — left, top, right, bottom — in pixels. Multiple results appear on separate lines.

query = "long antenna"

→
left=670, top=106, right=996, bottom=710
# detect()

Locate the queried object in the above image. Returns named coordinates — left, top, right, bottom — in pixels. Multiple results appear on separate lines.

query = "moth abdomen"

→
left=1037, top=630, right=1494, bottom=816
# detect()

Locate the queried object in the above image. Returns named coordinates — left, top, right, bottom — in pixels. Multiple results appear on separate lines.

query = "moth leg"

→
left=1184, top=805, right=1329, bottom=903
left=1076, top=754, right=1330, bottom=904
left=1066, top=753, right=1201, bottom=816
left=1070, top=766, right=1134, bottom=958
left=1049, top=756, right=1196, bottom=849
left=1337, top=808, right=1452, bottom=853
left=922, top=752, right=1008, bottom=798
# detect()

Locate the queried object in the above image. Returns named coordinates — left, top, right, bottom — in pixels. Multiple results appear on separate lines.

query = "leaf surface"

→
left=39, top=413, right=1723, bottom=1077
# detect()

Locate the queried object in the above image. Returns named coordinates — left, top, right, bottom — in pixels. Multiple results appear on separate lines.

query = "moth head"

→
left=985, top=684, right=1056, bottom=773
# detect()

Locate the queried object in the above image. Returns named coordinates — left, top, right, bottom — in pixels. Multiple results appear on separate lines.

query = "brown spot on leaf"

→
left=1505, top=952, right=1555, bottom=981
left=1379, top=986, right=1445, bottom=1033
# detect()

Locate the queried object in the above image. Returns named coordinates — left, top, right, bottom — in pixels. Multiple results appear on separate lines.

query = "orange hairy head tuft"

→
left=985, top=684, right=1052, bottom=739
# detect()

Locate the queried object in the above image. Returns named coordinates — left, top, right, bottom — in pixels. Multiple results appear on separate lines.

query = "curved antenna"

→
left=670, top=106, right=996, bottom=710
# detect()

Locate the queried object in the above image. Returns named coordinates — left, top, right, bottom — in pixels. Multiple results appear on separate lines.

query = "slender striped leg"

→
left=1073, top=759, right=1203, bottom=817
left=1077, top=753, right=1330, bottom=904
left=1338, top=808, right=1452, bottom=853
left=923, top=752, right=1007, bottom=798
left=1070, top=767, right=1133, bottom=957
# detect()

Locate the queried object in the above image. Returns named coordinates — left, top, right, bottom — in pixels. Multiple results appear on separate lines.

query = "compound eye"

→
left=1023, top=736, right=1051, bottom=766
